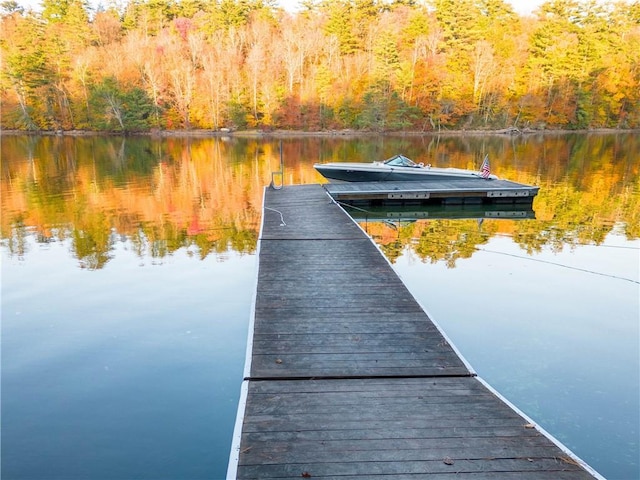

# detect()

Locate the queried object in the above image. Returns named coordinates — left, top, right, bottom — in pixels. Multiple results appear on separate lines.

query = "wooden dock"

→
left=324, top=178, right=539, bottom=206
left=228, top=184, right=601, bottom=479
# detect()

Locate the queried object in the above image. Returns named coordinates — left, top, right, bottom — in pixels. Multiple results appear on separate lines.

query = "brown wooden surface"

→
left=251, top=184, right=468, bottom=379
left=232, top=184, right=598, bottom=479
left=237, top=378, right=595, bottom=479
left=324, top=178, right=539, bottom=204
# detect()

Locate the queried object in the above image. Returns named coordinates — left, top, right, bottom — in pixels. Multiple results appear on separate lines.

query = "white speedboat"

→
left=314, top=154, right=497, bottom=182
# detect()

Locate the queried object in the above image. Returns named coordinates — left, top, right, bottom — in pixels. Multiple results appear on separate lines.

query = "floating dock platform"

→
left=228, top=184, right=600, bottom=480
left=324, top=178, right=539, bottom=206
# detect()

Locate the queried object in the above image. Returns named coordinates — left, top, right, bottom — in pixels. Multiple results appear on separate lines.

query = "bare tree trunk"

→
left=105, top=93, right=125, bottom=130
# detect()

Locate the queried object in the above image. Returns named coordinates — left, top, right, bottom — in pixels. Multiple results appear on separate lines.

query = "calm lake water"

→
left=2, top=133, right=639, bottom=480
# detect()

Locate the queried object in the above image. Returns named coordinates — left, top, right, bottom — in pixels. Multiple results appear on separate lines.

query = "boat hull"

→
left=314, top=163, right=492, bottom=182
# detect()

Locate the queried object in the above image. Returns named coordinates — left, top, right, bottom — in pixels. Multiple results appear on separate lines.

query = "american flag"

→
left=480, top=155, right=491, bottom=179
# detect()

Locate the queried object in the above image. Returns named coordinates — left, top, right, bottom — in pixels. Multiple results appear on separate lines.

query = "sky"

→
left=276, top=0, right=546, bottom=15
left=15, top=0, right=547, bottom=16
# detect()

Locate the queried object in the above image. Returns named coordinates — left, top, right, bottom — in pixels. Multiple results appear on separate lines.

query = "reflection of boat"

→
left=314, top=154, right=498, bottom=182
left=345, top=203, right=535, bottom=222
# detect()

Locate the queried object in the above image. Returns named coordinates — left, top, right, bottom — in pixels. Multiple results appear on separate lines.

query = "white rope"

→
left=479, top=247, right=639, bottom=285
left=337, top=201, right=370, bottom=213
left=264, top=206, right=286, bottom=226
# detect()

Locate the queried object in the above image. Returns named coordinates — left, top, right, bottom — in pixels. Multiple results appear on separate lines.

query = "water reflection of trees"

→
left=356, top=134, right=640, bottom=266
left=1, top=134, right=638, bottom=269
left=365, top=171, right=639, bottom=266
left=1, top=136, right=274, bottom=269
left=364, top=219, right=497, bottom=267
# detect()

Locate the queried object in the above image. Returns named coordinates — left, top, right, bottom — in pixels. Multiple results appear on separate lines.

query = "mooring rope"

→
left=336, top=201, right=371, bottom=213
left=264, top=206, right=286, bottom=226
left=478, top=247, right=639, bottom=285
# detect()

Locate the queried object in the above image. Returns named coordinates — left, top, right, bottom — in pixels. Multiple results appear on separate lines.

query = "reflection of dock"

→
left=346, top=203, right=536, bottom=222
left=324, top=178, right=539, bottom=206
left=228, top=184, right=600, bottom=479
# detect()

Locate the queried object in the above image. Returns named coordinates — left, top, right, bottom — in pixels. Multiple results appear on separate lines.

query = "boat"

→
left=314, top=154, right=498, bottom=182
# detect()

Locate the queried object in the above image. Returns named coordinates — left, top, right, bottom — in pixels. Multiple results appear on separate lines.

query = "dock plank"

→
left=238, top=461, right=593, bottom=479
left=229, top=184, right=599, bottom=480
left=251, top=190, right=468, bottom=379
left=237, top=379, right=594, bottom=479
left=324, top=178, right=539, bottom=205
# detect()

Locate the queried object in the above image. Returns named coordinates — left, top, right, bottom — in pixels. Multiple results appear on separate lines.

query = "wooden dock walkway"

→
left=228, top=184, right=601, bottom=479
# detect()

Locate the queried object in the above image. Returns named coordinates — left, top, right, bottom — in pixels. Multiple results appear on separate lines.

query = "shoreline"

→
left=1, top=127, right=637, bottom=138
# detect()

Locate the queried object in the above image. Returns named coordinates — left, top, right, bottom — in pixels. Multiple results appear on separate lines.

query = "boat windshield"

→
left=383, top=155, right=419, bottom=168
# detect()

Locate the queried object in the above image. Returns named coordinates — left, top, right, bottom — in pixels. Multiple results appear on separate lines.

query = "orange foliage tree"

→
left=1, top=0, right=639, bottom=132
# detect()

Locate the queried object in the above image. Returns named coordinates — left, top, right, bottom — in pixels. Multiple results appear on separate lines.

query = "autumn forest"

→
left=1, top=0, right=640, bottom=133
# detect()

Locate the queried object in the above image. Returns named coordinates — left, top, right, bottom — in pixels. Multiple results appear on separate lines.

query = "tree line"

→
left=1, top=0, right=639, bottom=133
